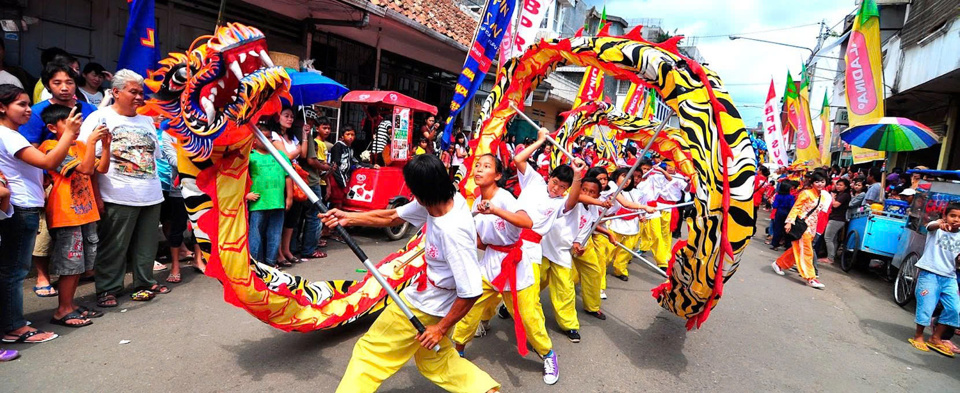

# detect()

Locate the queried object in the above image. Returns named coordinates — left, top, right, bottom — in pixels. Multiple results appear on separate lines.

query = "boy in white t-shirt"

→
left=635, top=160, right=671, bottom=269
left=908, top=203, right=960, bottom=357
left=570, top=177, right=616, bottom=320
left=321, top=154, right=499, bottom=393
left=513, top=128, right=587, bottom=343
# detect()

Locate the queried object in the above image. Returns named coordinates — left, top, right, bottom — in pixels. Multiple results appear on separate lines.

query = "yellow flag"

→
left=818, top=93, right=832, bottom=166
left=844, top=0, right=884, bottom=127
left=785, top=70, right=819, bottom=166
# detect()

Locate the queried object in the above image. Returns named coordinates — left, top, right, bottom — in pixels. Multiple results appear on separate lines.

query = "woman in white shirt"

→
left=77, top=63, right=110, bottom=107
left=0, top=84, right=80, bottom=344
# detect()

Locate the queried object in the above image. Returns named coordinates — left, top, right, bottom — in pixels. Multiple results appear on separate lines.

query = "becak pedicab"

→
left=339, top=90, right=438, bottom=240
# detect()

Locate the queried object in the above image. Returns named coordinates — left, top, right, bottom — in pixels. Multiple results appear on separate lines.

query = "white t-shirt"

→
left=0, top=125, right=44, bottom=208
left=79, top=106, right=163, bottom=206
left=820, top=190, right=833, bottom=213
left=517, top=164, right=565, bottom=266
left=271, top=132, right=300, bottom=158
left=397, top=194, right=484, bottom=317
left=543, top=203, right=582, bottom=268
left=452, top=144, right=466, bottom=166
left=634, top=180, right=660, bottom=219
left=473, top=188, right=532, bottom=291
left=608, top=188, right=640, bottom=235
left=575, top=204, right=601, bottom=245
left=79, top=88, right=104, bottom=106
left=0, top=70, right=23, bottom=89
left=662, top=175, right=688, bottom=202
left=915, top=226, right=960, bottom=278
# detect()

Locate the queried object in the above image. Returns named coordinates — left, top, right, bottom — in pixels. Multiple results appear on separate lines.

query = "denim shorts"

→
left=49, top=222, right=98, bottom=276
left=915, top=269, right=960, bottom=328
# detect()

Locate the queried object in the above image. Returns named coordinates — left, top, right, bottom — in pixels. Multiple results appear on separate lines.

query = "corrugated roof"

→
left=369, top=0, right=478, bottom=46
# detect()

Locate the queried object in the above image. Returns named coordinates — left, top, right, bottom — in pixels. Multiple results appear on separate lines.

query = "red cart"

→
left=339, top=91, right=438, bottom=240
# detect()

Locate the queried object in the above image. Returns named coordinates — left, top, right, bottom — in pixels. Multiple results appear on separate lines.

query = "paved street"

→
left=6, top=219, right=960, bottom=392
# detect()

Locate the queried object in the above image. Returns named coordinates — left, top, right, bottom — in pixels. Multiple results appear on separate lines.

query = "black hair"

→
left=316, top=116, right=331, bottom=127
left=341, top=124, right=355, bottom=137
left=523, top=138, right=533, bottom=145
left=777, top=181, right=793, bottom=195
left=0, top=84, right=26, bottom=107
left=759, top=166, right=770, bottom=177
left=586, top=167, right=607, bottom=179
left=41, top=61, right=78, bottom=89
left=40, top=103, right=76, bottom=127
left=944, top=202, right=960, bottom=217
left=79, top=62, right=107, bottom=87
left=550, top=164, right=574, bottom=185
left=478, top=153, right=508, bottom=188
left=626, top=146, right=638, bottom=156
left=868, top=167, right=882, bottom=182
left=808, top=172, right=827, bottom=186
left=403, top=154, right=456, bottom=207
left=611, top=167, right=634, bottom=192
left=40, top=47, right=70, bottom=67
left=582, top=177, right=601, bottom=189
left=836, top=178, right=851, bottom=189
left=639, top=158, right=654, bottom=168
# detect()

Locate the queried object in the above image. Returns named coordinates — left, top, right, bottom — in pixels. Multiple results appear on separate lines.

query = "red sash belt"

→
left=657, top=197, right=680, bottom=230
left=613, top=207, right=639, bottom=220
left=520, top=229, right=542, bottom=244
left=487, top=238, right=530, bottom=356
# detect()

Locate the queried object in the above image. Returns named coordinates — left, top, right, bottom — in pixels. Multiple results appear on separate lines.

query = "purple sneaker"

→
left=0, top=349, right=20, bottom=362
left=542, top=350, right=559, bottom=385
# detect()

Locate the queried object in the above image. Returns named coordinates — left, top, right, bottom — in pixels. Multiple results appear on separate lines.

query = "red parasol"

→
left=341, top=90, right=438, bottom=115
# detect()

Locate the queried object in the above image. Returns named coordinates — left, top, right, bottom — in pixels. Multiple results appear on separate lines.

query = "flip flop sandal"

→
left=147, top=285, right=171, bottom=294
left=309, top=250, right=328, bottom=259
left=97, top=293, right=118, bottom=308
left=0, top=349, right=20, bottom=361
left=927, top=342, right=956, bottom=357
left=50, top=310, right=92, bottom=328
left=277, top=260, right=294, bottom=268
left=130, top=290, right=155, bottom=301
left=166, top=273, right=182, bottom=283
left=1, top=330, right=58, bottom=343
left=317, top=239, right=328, bottom=248
left=77, top=306, right=104, bottom=318
left=908, top=338, right=930, bottom=352
left=33, top=285, right=58, bottom=297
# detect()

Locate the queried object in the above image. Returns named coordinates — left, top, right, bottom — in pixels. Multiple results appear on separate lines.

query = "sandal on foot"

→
left=927, top=342, right=956, bottom=357
left=77, top=306, right=103, bottom=318
left=166, top=273, right=182, bottom=283
left=1, top=330, right=58, bottom=343
left=276, top=259, right=293, bottom=268
left=130, top=290, right=155, bottom=301
left=317, top=239, right=328, bottom=248
left=146, top=285, right=171, bottom=294
left=908, top=338, right=929, bottom=352
left=307, top=250, right=327, bottom=259
left=97, top=293, right=118, bottom=308
left=33, top=285, right=58, bottom=297
left=585, top=310, right=607, bottom=320
left=50, top=310, right=92, bottom=328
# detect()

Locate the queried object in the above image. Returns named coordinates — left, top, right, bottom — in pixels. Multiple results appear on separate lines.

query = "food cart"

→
left=839, top=202, right=909, bottom=279
left=339, top=91, right=438, bottom=240
left=890, top=170, right=960, bottom=306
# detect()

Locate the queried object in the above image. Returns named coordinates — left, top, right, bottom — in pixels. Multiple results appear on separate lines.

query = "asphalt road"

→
left=6, top=220, right=960, bottom=392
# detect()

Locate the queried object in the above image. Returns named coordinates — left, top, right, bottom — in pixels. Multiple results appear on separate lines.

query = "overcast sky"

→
left=597, top=0, right=858, bottom=127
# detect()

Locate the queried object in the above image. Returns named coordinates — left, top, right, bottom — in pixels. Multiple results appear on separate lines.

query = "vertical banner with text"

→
left=763, top=80, right=788, bottom=167
left=392, top=107, right=411, bottom=162
left=441, top=0, right=516, bottom=150
left=500, top=0, right=551, bottom=64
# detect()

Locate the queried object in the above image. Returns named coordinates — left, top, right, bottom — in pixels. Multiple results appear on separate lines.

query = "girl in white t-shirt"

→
left=0, top=86, right=83, bottom=344
left=605, top=167, right=655, bottom=283
left=451, top=153, right=561, bottom=385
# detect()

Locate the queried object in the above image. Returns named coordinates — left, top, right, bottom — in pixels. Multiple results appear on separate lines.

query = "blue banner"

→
left=117, top=0, right=160, bottom=78
left=440, top=0, right=516, bottom=150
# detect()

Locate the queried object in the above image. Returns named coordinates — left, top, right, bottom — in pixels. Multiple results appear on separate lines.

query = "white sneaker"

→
left=771, top=262, right=784, bottom=276
left=807, top=279, right=825, bottom=289
left=474, top=320, right=490, bottom=337
left=542, top=350, right=559, bottom=385
left=600, top=290, right=608, bottom=299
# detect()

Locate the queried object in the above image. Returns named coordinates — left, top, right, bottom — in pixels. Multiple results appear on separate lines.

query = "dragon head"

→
left=145, top=22, right=291, bottom=160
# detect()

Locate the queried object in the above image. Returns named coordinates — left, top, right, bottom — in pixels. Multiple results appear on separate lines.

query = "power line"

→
left=689, top=22, right=820, bottom=40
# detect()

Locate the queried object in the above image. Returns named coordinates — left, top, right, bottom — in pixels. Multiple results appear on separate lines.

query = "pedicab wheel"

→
left=384, top=199, right=411, bottom=241
left=894, top=253, right=919, bottom=307
left=839, top=231, right=859, bottom=272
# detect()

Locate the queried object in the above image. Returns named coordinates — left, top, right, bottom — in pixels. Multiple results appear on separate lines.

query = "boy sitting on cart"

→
left=909, top=202, right=960, bottom=357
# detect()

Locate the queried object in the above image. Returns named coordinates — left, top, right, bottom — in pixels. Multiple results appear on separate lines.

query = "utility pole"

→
left=804, top=20, right=828, bottom=98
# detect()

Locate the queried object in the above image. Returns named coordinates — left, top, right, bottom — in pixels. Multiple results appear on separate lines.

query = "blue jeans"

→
left=915, top=269, right=960, bottom=328
left=0, top=207, right=41, bottom=333
left=249, top=209, right=285, bottom=266
left=301, top=184, right=324, bottom=256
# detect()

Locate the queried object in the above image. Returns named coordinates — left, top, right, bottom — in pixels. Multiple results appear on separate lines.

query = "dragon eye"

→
left=172, top=67, right=188, bottom=84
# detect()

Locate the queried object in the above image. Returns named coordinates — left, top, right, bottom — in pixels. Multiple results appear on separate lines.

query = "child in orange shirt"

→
left=38, top=104, right=110, bottom=327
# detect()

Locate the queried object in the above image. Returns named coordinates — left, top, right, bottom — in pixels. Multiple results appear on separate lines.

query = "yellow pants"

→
left=478, top=292, right=502, bottom=322
left=452, top=280, right=553, bottom=356
left=776, top=232, right=818, bottom=280
left=611, top=231, right=639, bottom=278
left=539, top=258, right=579, bottom=330
left=638, top=216, right=670, bottom=268
left=571, top=236, right=604, bottom=312
left=337, top=297, right=500, bottom=393
left=588, top=233, right=616, bottom=290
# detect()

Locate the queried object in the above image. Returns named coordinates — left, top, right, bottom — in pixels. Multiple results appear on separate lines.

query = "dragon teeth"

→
left=259, top=50, right=274, bottom=67
left=201, top=96, right=215, bottom=121
left=218, top=80, right=225, bottom=89
left=229, top=61, right=244, bottom=81
left=249, top=50, right=259, bottom=58
left=239, top=52, right=247, bottom=64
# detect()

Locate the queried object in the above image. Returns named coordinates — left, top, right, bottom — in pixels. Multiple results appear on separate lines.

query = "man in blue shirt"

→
left=19, top=61, right=98, bottom=146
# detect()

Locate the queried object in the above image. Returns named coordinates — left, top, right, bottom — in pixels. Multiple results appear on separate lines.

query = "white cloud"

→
left=598, top=0, right=856, bottom=127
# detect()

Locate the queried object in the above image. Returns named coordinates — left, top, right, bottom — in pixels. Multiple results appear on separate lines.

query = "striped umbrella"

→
left=840, top=117, right=939, bottom=152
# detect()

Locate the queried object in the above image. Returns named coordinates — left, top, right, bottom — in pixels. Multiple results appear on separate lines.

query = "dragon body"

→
left=148, top=23, right=753, bottom=332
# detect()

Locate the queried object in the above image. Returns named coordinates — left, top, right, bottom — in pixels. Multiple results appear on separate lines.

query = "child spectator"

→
left=329, top=125, right=375, bottom=210
left=300, top=111, right=332, bottom=259
left=39, top=104, right=111, bottom=327
left=246, top=128, right=293, bottom=268
left=769, top=181, right=796, bottom=251
left=414, top=137, right=429, bottom=156
left=908, top=203, right=960, bottom=356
